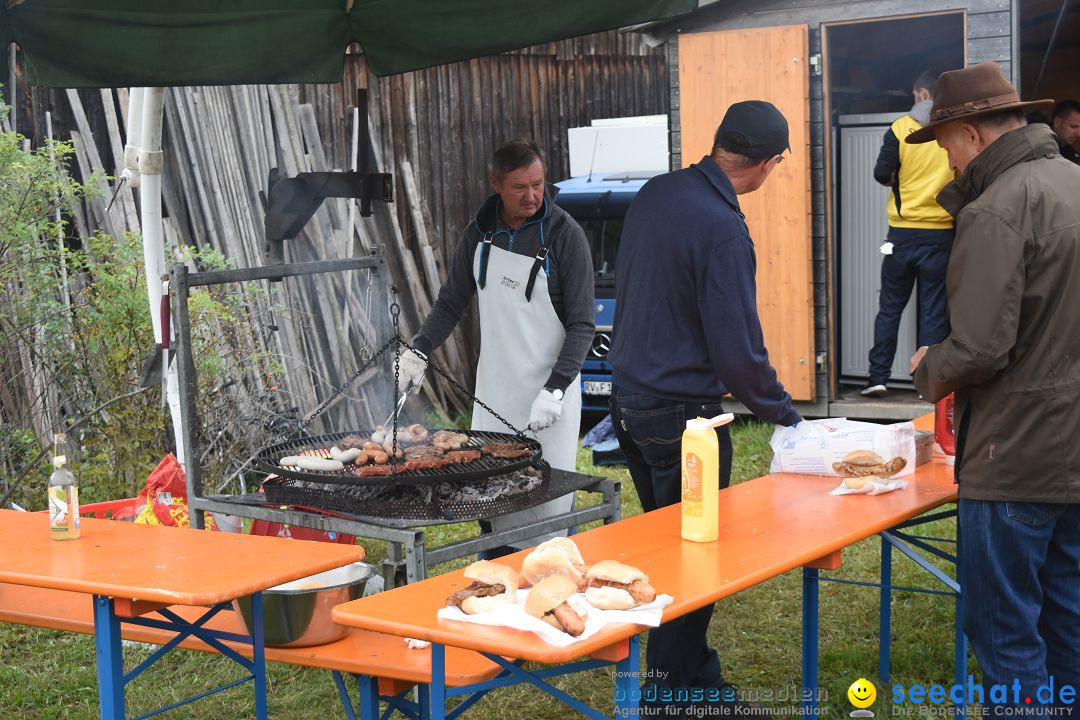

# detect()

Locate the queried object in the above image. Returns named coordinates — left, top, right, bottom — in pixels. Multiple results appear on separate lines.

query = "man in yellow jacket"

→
left=861, top=70, right=955, bottom=397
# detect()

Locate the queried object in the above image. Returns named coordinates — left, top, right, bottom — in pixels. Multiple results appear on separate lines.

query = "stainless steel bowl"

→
left=233, top=561, right=374, bottom=647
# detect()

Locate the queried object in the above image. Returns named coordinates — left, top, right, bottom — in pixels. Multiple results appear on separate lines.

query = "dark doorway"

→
left=826, top=12, right=964, bottom=393
left=826, top=13, right=965, bottom=116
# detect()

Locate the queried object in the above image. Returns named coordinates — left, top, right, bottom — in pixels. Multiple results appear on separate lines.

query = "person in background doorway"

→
left=396, top=139, right=594, bottom=557
left=907, top=62, right=1080, bottom=712
left=861, top=70, right=955, bottom=398
left=608, top=100, right=801, bottom=718
left=1051, top=99, right=1080, bottom=164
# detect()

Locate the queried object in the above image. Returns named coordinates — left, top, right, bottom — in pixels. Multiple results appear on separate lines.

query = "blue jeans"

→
left=959, top=499, right=1080, bottom=710
left=610, top=386, right=733, bottom=693
left=867, top=227, right=953, bottom=383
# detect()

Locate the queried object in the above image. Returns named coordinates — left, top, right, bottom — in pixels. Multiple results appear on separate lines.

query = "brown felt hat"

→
left=906, top=62, right=1054, bottom=144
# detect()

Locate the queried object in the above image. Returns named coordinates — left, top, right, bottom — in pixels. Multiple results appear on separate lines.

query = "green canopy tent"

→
left=1, top=0, right=696, bottom=474
left=0, top=0, right=695, bottom=86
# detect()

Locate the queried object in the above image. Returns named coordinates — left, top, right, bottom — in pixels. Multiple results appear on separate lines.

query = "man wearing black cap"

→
left=608, top=100, right=801, bottom=717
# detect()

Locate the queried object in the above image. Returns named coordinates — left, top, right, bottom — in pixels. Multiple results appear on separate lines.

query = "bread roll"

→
left=843, top=475, right=887, bottom=491
left=585, top=561, right=655, bottom=609
left=464, top=560, right=519, bottom=596
left=446, top=561, right=518, bottom=614
left=520, top=546, right=583, bottom=587
left=585, top=585, right=637, bottom=610
left=586, top=560, right=648, bottom=585
left=535, top=537, right=585, bottom=566
left=843, top=449, right=885, bottom=466
left=460, top=594, right=511, bottom=615
left=524, top=574, right=578, bottom=618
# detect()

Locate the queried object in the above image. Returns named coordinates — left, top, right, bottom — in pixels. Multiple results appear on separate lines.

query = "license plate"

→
left=583, top=381, right=612, bottom=396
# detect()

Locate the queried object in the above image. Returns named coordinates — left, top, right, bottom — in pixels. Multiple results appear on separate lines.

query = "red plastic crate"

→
left=79, top=497, right=354, bottom=545
left=249, top=518, right=356, bottom=545
left=79, top=497, right=137, bottom=520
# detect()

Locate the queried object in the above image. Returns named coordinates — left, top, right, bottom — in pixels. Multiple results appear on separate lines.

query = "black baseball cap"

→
left=714, top=100, right=790, bottom=159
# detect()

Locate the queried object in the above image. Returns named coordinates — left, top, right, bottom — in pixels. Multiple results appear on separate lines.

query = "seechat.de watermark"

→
left=890, top=677, right=1075, bottom=716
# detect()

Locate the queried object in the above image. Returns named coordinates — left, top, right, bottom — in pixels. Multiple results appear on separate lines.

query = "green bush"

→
left=0, top=121, right=274, bottom=509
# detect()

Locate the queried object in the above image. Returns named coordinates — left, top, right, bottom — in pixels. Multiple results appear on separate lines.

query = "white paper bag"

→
left=437, top=589, right=674, bottom=647
left=768, top=418, right=915, bottom=478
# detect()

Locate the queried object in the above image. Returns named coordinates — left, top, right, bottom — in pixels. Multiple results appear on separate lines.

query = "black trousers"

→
left=610, top=386, right=733, bottom=691
left=867, top=226, right=954, bottom=383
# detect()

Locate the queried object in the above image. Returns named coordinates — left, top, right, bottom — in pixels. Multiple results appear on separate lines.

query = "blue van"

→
left=555, top=172, right=655, bottom=413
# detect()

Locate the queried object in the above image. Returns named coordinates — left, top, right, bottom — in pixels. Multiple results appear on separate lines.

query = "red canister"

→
left=935, top=393, right=956, bottom=456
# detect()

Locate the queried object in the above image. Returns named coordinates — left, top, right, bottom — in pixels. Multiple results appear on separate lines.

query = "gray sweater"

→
left=413, top=187, right=595, bottom=391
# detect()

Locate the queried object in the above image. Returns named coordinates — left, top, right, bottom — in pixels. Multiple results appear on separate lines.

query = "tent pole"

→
left=123, top=88, right=144, bottom=188
left=136, top=87, right=187, bottom=468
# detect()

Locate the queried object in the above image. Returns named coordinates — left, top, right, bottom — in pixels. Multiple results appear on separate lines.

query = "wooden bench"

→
left=0, top=581, right=506, bottom=719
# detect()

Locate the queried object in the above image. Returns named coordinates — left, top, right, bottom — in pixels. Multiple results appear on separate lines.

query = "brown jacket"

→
left=914, top=123, right=1080, bottom=503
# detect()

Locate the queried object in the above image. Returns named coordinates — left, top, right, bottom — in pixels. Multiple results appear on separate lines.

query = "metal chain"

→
left=290, top=332, right=398, bottom=440
left=389, top=303, right=401, bottom=462
left=398, top=337, right=528, bottom=441
left=290, top=303, right=528, bottom=445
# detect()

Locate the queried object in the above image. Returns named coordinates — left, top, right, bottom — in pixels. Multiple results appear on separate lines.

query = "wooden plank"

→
left=677, top=26, right=816, bottom=401
left=65, top=90, right=122, bottom=240
left=98, top=88, right=139, bottom=232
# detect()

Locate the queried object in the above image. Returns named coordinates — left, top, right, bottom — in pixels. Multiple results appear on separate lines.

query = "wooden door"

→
left=678, top=26, right=814, bottom=401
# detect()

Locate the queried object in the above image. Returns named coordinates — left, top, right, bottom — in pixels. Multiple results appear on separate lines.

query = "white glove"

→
left=527, top=388, right=563, bottom=432
left=396, top=349, right=428, bottom=394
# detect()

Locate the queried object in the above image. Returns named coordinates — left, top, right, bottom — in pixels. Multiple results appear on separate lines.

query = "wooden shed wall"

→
left=9, top=31, right=669, bottom=420
left=665, top=0, right=1013, bottom=408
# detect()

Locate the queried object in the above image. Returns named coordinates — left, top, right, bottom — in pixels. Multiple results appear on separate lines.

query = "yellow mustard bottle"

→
left=681, top=413, right=734, bottom=542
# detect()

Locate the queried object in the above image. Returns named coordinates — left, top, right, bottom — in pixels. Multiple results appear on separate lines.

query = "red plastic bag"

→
left=130, top=454, right=217, bottom=530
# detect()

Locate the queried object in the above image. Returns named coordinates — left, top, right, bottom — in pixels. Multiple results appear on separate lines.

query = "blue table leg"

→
left=880, top=536, right=893, bottom=685
left=355, top=675, right=380, bottom=719
left=802, top=567, right=819, bottom=713
left=93, top=595, right=125, bottom=720
left=251, top=591, right=267, bottom=720
left=332, top=672, right=358, bottom=720
left=430, top=643, right=447, bottom=720
left=613, top=634, right=641, bottom=716
left=417, top=681, right=431, bottom=720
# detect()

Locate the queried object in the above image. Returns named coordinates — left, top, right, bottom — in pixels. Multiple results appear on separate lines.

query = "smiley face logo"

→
left=848, top=678, right=877, bottom=709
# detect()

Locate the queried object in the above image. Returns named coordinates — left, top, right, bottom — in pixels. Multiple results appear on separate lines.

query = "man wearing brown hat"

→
left=907, top=62, right=1080, bottom=709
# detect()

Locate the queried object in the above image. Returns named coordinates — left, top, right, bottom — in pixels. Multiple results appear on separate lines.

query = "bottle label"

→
left=48, top=486, right=69, bottom=529
left=49, top=486, right=80, bottom=532
left=683, top=452, right=703, bottom=517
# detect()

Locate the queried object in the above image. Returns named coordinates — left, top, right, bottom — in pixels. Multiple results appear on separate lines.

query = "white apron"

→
left=471, top=240, right=581, bottom=548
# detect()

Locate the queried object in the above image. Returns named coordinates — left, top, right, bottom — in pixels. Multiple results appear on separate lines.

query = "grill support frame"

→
left=191, top=468, right=620, bottom=588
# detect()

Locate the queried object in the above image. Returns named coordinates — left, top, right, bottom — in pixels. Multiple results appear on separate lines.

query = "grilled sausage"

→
left=550, top=603, right=586, bottom=637
left=329, top=446, right=364, bottom=463
left=279, top=456, right=344, bottom=472
left=587, top=578, right=657, bottom=604
left=445, top=581, right=506, bottom=607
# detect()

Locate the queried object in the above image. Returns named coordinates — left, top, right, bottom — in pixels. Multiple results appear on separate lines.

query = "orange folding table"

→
left=0, top=509, right=364, bottom=719
left=332, top=417, right=959, bottom=719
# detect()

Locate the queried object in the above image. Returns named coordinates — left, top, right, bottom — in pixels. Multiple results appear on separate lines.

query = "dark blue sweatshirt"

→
left=608, top=156, right=801, bottom=427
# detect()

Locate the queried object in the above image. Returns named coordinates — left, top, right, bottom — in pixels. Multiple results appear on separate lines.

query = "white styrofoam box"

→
left=568, top=118, right=668, bottom=177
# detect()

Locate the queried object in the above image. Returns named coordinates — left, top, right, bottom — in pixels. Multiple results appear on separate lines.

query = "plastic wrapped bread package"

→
left=768, top=418, right=916, bottom=478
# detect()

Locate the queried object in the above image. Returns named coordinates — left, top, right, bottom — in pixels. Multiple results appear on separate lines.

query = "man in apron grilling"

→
left=397, top=139, right=595, bottom=557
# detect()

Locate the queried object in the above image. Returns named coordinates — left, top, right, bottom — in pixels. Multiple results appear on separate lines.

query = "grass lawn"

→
left=0, top=418, right=963, bottom=718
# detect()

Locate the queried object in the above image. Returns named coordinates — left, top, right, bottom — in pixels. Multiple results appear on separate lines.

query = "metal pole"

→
left=171, top=263, right=205, bottom=529
left=1031, top=0, right=1070, bottom=98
